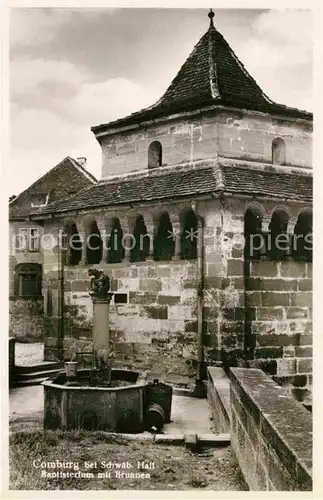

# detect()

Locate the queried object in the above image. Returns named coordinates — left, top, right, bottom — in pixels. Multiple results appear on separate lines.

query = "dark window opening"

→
left=272, top=137, right=286, bottom=166
left=154, top=213, right=174, bottom=261
left=131, top=215, right=150, bottom=262
left=181, top=210, right=198, bottom=260
left=114, top=293, right=128, bottom=304
left=244, top=208, right=263, bottom=260
left=268, top=210, right=289, bottom=261
left=86, top=221, right=102, bottom=265
left=292, top=211, right=312, bottom=262
left=14, top=263, right=42, bottom=297
left=69, top=223, right=82, bottom=265
left=108, top=218, right=125, bottom=264
left=31, top=193, right=49, bottom=207
left=148, top=141, right=162, bottom=169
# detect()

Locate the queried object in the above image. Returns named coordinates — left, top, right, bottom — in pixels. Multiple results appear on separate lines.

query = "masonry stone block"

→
left=276, top=358, right=297, bottom=377
left=297, top=358, right=312, bottom=374
left=143, top=306, right=168, bottom=320
left=290, top=292, right=312, bottom=307
left=298, top=279, right=312, bottom=291
left=257, top=307, right=284, bottom=321
left=245, top=291, right=261, bottom=306
left=139, top=279, right=162, bottom=292
left=227, top=259, right=243, bottom=276
left=251, top=261, right=278, bottom=277
left=280, top=261, right=306, bottom=278
left=286, top=307, right=308, bottom=319
left=255, top=347, right=283, bottom=359
left=261, top=292, right=290, bottom=307
left=295, top=346, right=312, bottom=358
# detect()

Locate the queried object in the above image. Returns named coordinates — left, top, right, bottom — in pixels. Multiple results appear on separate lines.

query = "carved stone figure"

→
left=88, top=268, right=111, bottom=297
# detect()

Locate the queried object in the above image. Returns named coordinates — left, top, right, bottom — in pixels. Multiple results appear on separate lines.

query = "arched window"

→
left=292, top=211, right=312, bottom=262
left=108, top=218, right=125, bottom=264
left=181, top=210, right=198, bottom=259
left=148, top=141, right=162, bottom=169
left=272, top=138, right=286, bottom=165
left=154, top=213, right=174, bottom=261
left=14, top=263, right=42, bottom=297
left=67, top=223, right=82, bottom=265
left=131, top=215, right=150, bottom=262
left=86, top=220, right=102, bottom=265
left=268, top=209, right=289, bottom=261
left=244, top=207, right=263, bottom=260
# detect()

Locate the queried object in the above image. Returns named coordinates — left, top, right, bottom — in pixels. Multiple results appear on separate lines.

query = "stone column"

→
left=91, top=293, right=114, bottom=366
left=121, top=216, right=135, bottom=262
left=77, top=225, right=87, bottom=265
left=261, top=218, right=271, bottom=256
left=96, top=219, right=109, bottom=265
left=287, top=218, right=297, bottom=256
left=170, top=215, right=181, bottom=260
left=144, top=215, right=155, bottom=261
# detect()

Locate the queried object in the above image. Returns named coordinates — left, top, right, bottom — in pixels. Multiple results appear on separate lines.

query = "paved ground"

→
left=9, top=384, right=213, bottom=435
left=14, top=342, right=43, bottom=366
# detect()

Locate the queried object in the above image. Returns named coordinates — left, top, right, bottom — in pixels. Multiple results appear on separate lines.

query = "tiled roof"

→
left=92, top=17, right=312, bottom=135
left=32, top=163, right=312, bottom=217
left=9, top=156, right=97, bottom=220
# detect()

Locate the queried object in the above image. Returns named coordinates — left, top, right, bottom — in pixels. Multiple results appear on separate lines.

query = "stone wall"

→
left=9, top=221, right=44, bottom=296
left=9, top=297, right=44, bottom=342
left=61, top=260, right=198, bottom=376
left=245, top=260, right=312, bottom=404
left=230, top=367, right=312, bottom=491
left=41, top=197, right=313, bottom=391
left=99, top=109, right=312, bottom=178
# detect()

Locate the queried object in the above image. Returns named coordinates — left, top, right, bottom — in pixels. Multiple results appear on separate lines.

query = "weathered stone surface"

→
left=9, top=297, right=44, bottom=342
left=230, top=368, right=312, bottom=491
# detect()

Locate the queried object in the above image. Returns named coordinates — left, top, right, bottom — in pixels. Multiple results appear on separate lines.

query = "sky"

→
left=9, top=7, right=313, bottom=196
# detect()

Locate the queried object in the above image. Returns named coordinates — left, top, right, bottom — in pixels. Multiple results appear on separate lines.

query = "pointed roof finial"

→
left=208, top=8, right=215, bottom=27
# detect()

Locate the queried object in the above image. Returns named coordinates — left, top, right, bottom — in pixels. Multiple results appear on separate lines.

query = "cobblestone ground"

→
left=14, top=342, right=43, bottom=366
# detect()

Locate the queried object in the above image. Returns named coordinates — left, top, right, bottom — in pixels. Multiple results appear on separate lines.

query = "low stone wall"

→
left=207, top=367, right=230, bottom=433
left=9, top=297, right=44, bottom=342
left=230, top=367, right=312, bottom=491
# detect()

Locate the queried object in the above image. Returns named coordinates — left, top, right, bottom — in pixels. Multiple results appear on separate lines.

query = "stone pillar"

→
left=91, top=294, right=113, bottom=366
left=78, top=228, right=87, bottom=265
left=97, top=219, right=109, bottom=265
left=287, top=218, right=297, bottom=256
left=121, top=216, right=135, bottom=262
left=171, top=215, right=181, bottom=260
left=261, top=218, right=271, bottom=256
left=144, top=216, right=155, bottom=261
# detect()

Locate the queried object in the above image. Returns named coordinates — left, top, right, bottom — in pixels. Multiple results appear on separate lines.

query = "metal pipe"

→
left=191, top=201, right=205, bottom=381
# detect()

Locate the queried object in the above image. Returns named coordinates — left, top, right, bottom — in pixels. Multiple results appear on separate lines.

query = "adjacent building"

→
left=9, top=156, right=97, bottom=341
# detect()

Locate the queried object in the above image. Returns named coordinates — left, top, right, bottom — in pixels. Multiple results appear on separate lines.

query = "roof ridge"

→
left=68, top=157, right=98, bottom=184
left=208, top=25, right=220, bottom=99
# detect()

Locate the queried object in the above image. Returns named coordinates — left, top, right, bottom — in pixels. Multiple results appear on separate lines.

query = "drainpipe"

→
left=191, top=201, right=205, bottom=384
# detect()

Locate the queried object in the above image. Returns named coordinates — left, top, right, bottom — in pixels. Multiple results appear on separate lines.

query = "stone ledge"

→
left=230, top=367, right=312, bottom=491
left=207, top=367, right=231, bottom=433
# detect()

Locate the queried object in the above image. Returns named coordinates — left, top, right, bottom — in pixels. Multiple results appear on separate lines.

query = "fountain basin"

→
left=42, top=369, right=146, bottom=433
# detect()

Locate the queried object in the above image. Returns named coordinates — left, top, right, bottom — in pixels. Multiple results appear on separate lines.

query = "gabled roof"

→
left=92, top=12, right=312, bottom=135
left=9, top=156, right=97, bottom=220
left=32, top=162, right=312, bottom=218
